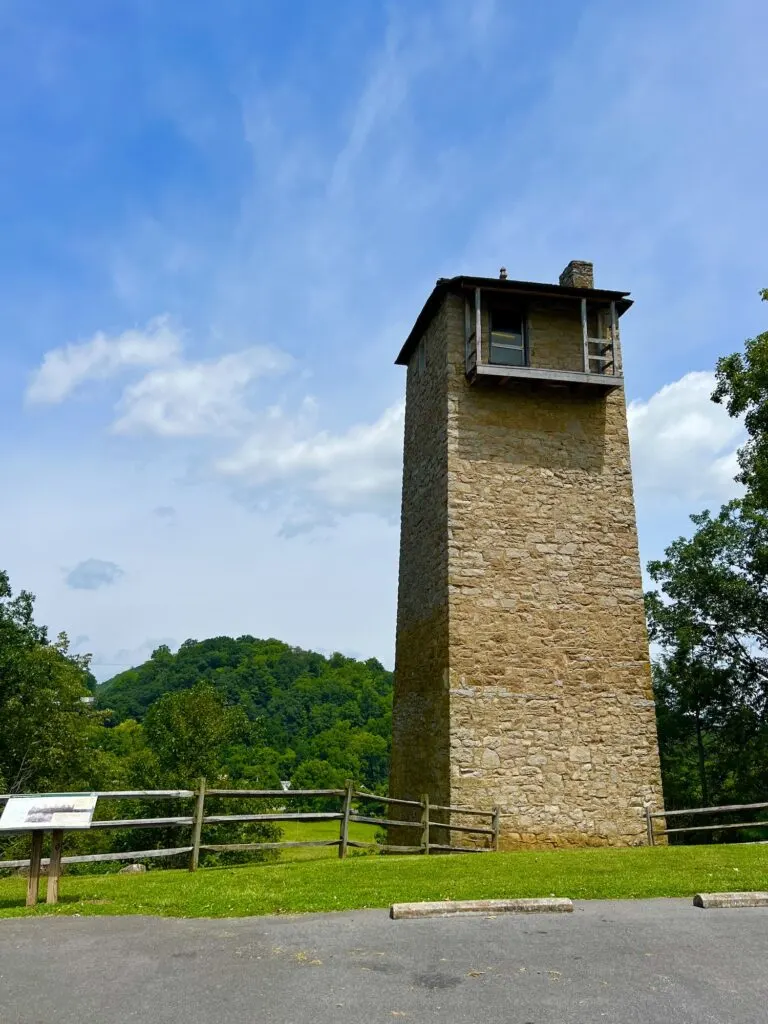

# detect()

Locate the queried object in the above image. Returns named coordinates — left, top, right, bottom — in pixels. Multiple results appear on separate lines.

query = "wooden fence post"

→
left=645, top=804, right=655, bottom=846
left=26, top=832, right=43, bottom=907
left=492, top=806, right=501, bottom=851
left=339, top=780, right=354, bottom=859
left=46, top=830, right=64, bottom=905
left=190, top=777, right=206, bottom=871
left=420, top=794, right=430, bottom=855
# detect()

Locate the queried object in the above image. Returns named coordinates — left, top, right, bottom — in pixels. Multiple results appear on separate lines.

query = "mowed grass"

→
left=275, top=819, right=379, bottom=861
left=1, top=843, right=766, bottom=919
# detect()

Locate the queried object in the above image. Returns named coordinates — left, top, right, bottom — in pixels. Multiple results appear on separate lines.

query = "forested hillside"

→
left=95, top=637, right=393, bottom=792
left=0, top=591, right=392, bottom=863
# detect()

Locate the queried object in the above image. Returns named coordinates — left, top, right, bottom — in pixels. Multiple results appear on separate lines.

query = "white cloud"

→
left=27, top=312, right=294, bottom=439
left=216, top=400, right=405, bottom=521
left=26, top=315, right=181, bottom=403
left=112, top=346, right=292, bottom=437
left=27, top=302, right=399, bottom=520
left=628, top=371, right=744, bottom=507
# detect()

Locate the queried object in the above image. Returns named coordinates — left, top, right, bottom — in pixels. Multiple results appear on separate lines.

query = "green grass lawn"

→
left=275, top=819, right=379, bottom=861
left=1, top=843, right=766, bottom=919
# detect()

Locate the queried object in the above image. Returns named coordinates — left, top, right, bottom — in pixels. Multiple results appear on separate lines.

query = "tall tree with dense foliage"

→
left=647, top=290, right=768, bottom=820
left=712, top=288, right=768, bottom=507
left=144, top=683, right=250, bottom=784
left=0, top=570, right=99, bottom=793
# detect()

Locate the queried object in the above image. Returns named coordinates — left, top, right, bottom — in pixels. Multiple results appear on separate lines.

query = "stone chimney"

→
left=559, top=260, right=594, bottom=289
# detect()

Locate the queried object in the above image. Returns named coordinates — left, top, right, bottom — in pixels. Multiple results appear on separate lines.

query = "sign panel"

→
left=0, top=793, right=98, bottom=831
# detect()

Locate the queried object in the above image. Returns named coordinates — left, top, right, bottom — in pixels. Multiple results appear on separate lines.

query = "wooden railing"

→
left=0, top=784, right=500, bottom=872
left=645, top=800, right=768, bottom=845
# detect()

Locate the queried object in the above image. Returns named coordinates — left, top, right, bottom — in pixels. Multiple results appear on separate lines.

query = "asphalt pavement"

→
left=1, top=899, right=766, bottom=1023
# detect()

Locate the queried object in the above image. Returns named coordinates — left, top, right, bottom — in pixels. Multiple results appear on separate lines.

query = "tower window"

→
left=490, top=307, right=526, bottom=367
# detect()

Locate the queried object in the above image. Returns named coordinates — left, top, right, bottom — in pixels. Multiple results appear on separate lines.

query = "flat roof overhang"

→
left=395, top=275, right=632, bottom=366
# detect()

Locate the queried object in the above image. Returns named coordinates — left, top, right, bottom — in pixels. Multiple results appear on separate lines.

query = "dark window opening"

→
left=490, top=306, right=526, bottom=367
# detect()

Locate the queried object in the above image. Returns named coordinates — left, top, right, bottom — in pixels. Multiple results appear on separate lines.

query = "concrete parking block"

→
left=390, top=897, right=573, bottom=919
left=693, top=892, right=768, bottom=909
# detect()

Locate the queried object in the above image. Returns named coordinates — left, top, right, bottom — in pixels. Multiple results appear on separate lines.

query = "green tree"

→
left=712, top=288, right=768, bottom=507
left=646, top=289, right=768, bottom=825
left=0, top=570, right=99, bottom=793
left=143, top=683, right=249, bottom=785
left=290, top=758, right=347, bottom=812
left=650, top=654, right=740, bottom=810
left=646, top=504, right=768, bottom=709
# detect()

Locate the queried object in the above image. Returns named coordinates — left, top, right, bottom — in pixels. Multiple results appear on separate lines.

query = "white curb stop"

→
left=693, top=892, right=768, bottom=909
left=390, top=898, right=573, bottom=919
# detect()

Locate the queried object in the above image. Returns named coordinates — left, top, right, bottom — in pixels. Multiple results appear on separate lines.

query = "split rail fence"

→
left=645, top=799, right=768, bottom=845
left=0, top=783, right=500, bottom=876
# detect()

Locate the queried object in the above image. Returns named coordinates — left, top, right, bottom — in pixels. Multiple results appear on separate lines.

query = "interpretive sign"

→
left=0, top=793, right=97, bottom=831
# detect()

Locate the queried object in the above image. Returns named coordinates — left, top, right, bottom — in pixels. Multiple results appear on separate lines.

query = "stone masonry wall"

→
left=391, top=287, right=663, bottom=848
left=443, top=292, right=663, bottom=846
left=390, top=303, right=451, bottom=817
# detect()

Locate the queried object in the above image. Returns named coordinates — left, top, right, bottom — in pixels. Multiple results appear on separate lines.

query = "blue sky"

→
left=1, top=0, right=766, bottom=678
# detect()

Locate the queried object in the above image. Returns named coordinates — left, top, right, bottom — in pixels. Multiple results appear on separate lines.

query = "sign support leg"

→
left=26, top=831, right=43, bottom=907
left=46, top=829, right=64, bottom=905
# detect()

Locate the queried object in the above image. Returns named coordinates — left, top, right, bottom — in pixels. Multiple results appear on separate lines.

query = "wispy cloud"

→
left=217, top=399, right=404, bottom=526
left=328, top=23, right=415, bottom=198
left=113, top=346, right=292, bottom=437
left=26, top=316, right=182, bottom=404
left=28, top=310, right=399, bottom=522
left=27, top=313, right=294, bottom=437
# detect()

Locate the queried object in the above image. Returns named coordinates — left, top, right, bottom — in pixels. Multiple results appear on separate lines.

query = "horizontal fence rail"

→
left=349, top=814, right=418, bottom=828
left=202, top=812, right=342, bottom=824
left=352, top=793, right=424, bottom=808
left=0, top=791, right=194, bottom=802
left=0, top=847, right=194, bottom=869
left=205, top=788, right=345, bottom=798
left=89, top=817, right=195, bottom=829
left=0, top=783, right=500, bottom=872
left=645, top=800, right=768, bottom=845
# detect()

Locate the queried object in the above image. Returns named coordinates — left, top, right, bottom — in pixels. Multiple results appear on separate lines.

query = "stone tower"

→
left=390, top=261, right=663, bottom=848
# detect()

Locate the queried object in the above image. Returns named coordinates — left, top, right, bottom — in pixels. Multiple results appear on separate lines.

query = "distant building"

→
left=390, top=260, right=663, bottom=848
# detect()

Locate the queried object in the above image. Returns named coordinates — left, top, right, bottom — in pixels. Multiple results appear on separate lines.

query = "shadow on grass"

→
left=0, top=893, right=85, bottom=911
